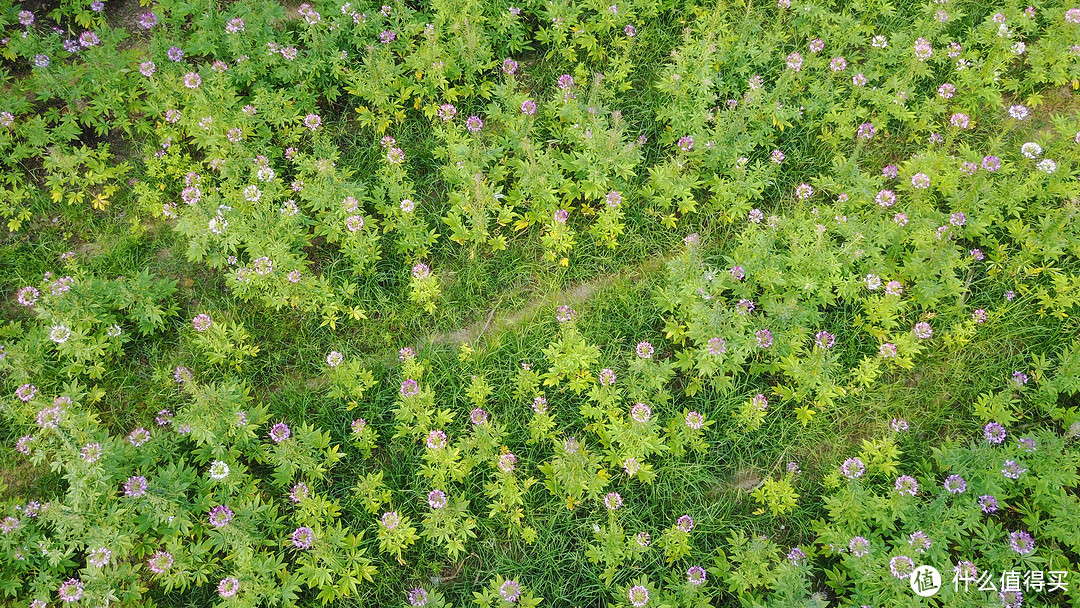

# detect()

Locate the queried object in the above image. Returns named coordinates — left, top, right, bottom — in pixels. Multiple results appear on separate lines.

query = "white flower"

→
left=243, top=185, right=262, bottom=202
left=1021, top=142, right=1042, bottom=159
left=1037, top=159, right=1057, bottom=174
left=209, top=460, right=230, bottom=480
left=49, top=325, right=71, bottom=344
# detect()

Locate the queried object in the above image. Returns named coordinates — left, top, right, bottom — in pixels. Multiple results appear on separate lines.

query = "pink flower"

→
left=676, top=514, right=694, bottom=532
left=914, top=37, right=932, bottom=61
left=269, top=422, right=291, bottom=443
left=786, top=52, right=803, bottom=71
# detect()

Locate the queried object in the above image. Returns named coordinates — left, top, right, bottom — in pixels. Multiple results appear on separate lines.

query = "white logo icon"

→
left=911, top=565, right=942, bottom=597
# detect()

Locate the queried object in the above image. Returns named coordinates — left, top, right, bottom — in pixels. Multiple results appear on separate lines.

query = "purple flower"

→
left=1001, top=590, right=1023, bottom=608
left=979, top=495, right=999, bottom=513
left=209, top=505, right=234, bottom=527
left=895, top=475, right=918, bottom=496
left=289, top=482, right=309, bottom=503
left=599, top=368, right=616, bottom=386
left=891, top=417, right=909, bottom=432
left=982, top=156, right=1001, bottom=172
left=755, top=329, right=773, bottom=348
left=148, top=551, right=173, bottom=573
left=192, top=314, right=212, bottom=332
left=499, top=580, right=521, bottom=603
left=911, top=173, right=930, bottom=189
left=730, top=265, right=745, bottom=280
left=466, top=116, right=483, bottom=132
left=408, top=588, right=429, bottom=607
left=412, top=262, right=431, bottom=279
left=1009, top=530, right=1034, bottom=554
left=426, top=429, right=447, bottom=450
left=18, top=10, right=34, bottom=26
left=687, top=565, right=707, bottom=585
left=685, top=411, right=705, bottom=429
left=554, top=209, right=569, bottom=223
left=676, top=514, right=694, bottom=532
left=624, top=24, right=636, bottom=37
left=555, top=305, right=576, bottom=323
left=1012, top=371, right=1029, bottom=386
left=380, top=30, right=396, bottom=44
left=167, top=46, right=183, bottom=62
left=795, top=183, right=813, bottom=200
left=636, top=341, right=654, bottom=358
left=138, top=12, right=158, bottom=29
left=79, top=31, right=101, bottom=48
left=1019, top=437, right=1036, bottom=452
left=771, top=149, right=785, bottom=164
left=913, top=37, right=932, bottom=60
left=521, top=99, right=537, bottom=115
left=830, top=56, right=847, bottom=71
left=604, top=491, right=623, bottom=510
left=707, top=337, right=727, bottom=355
left=944, top=474, right=966, bottom=494
left=33, top=54, right=50, bottom=68
left=970, top=249, right=984, bottom=261
left=400, top=379, right=419, bottom=397
left=849, top=536, right=869, bottom=556
left=304, top=113, right=321, bottom=130
left=787, top=547, right=807, bottom=566
left=470, top=408, right=487, bottom=425
left=908, top=531, right=931, bottom=553
left=889, top=555, right=915, bottom=579
left=292, top=526, right=315, bottom=549
left=809, top=38, right=824, bottom=53
left=381, top=511, right=400, bottom=530
left=16, top=384, right=38, bottom=402
left=428, top=490, right=447, bottom=509
left=972, top=309, right=987, bottom=323
left=875, top=189, right=896, bottom=208
left=269, top=422, right=291, bottom=443
left=786, top=52, right=803, bottom=71
left=840, top=457, right=865, bottom=479
left=736, top=299, right=755, bottom=315
left=438, top=104, right=456, bottom=121
left=879, top=342, right=897, bottom=358
left=58, top=578, right=85, bottom=602
left=1002, top=460, right=1027, bottom=479
left=218, top=576, right=240, bottom=598
left=984, top=422, right=1006, bottom=444
left=950, top=113, right=970, bottom=129
left=814, top=331, right=835, bottom=349
left=498, top=452, right=516, bottom=472
left=629, top=585, right=649, bottom=607
left=857, top=122, right=874, bottom=140
left=557, top=74, right=574, bottom=90
left=631, top=402, right=652, bottom=423
left=678, top=136, right=694, bottom=152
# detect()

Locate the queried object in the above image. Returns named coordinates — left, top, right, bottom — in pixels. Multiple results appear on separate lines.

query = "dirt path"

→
left=416, top=252, right=674, bottom=353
